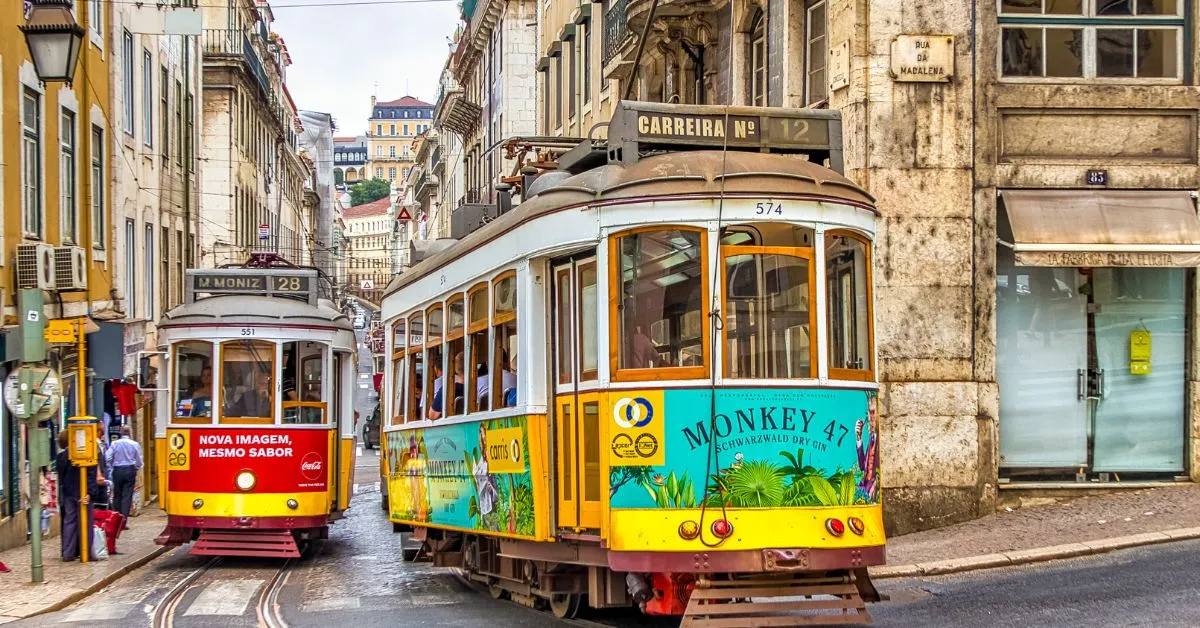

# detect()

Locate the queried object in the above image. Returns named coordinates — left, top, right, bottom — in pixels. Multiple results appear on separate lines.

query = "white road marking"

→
left=301, top=597, right=362, bottom=612
left=411, top=596, right=456, bottom=607
left=66, top=602, right=136, bottom=621
left=350, top=555, right=380, bottom=561
left=183, top=579, right=263, bottom=616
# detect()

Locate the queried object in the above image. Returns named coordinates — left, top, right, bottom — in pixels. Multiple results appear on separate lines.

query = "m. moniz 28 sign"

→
left=185, top=269, right=319, bottom=304
left=607, top=100, right=844, bottom=171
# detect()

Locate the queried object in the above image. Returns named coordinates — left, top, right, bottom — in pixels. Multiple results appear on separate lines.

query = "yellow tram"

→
left=153, top=258, right=358, bottom=558
left=380, top=102, right=883, bottom=624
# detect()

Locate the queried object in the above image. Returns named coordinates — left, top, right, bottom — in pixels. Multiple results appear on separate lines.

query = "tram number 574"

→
left=755, top=201, right=784, bottom=216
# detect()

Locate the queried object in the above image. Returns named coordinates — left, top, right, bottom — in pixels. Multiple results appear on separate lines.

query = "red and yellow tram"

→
left=153, top=261, right=357, bottom=558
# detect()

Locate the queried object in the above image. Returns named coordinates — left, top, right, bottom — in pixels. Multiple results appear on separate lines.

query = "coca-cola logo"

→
left=300, top=452, right=324, bottom=480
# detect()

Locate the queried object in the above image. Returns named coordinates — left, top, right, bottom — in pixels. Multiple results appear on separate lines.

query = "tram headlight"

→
left=192, top=498, right=204, bottom=510
left=235, top=470, right=257, bottom=492
left=287, top=499, right=299, bottom=510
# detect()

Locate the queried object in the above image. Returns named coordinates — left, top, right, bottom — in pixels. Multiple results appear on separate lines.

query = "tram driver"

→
left=189, top=367, right=213, bottom=417
left=226, top=371, right=273, bottom=418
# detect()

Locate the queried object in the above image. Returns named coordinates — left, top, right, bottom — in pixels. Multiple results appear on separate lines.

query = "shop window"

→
left=999, top=1, right=1183, bottom=80
left=612, top=228, right=707, bottom=380
left=282, top=341, right=326, bottom=424
left=492, top=272, right=518, bottom=409
left=825, top=232, right=873, bottom=380
left=173, top=341, right=213, bottom=422
left=220, top=340, right=275, bottom=423
left=468, top=283, right=491, bottom=411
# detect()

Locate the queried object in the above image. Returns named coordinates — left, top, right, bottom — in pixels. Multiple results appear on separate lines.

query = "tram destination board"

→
left=607, top=100, right=844, bottom=172
left=185, top=269, right=319, bottom=304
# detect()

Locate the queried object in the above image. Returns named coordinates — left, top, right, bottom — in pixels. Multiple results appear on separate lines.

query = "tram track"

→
left=151, top=555, right=294, bottom=628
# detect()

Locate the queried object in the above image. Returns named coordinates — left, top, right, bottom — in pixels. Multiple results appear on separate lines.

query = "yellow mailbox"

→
left=66, top=417, right=99, bottom=467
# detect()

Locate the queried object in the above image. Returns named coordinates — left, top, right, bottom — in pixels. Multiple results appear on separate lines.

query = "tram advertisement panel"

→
left=166, top=428, right=330, bottom=492
left=385, top=416, right=536, bottom=537
left=608, top=388, right=879, bottom=509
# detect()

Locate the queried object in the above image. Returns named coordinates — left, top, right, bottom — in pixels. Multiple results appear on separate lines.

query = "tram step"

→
left=190, top=529, right=301, bottom=558
left=681, top=573, right=871, bottom=627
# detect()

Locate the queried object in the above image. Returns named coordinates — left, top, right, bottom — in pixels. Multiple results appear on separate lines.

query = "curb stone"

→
left=870, top=525, right=1200, bottom=579
left=19, top=545, right=171, bottom=620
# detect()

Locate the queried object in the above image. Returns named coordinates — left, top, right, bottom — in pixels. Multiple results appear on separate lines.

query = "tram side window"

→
left=445, top=295, right=467, bottom=418
left=221, top=340, right=276, bottom=421
left=468, top=284, right=490, bottom=412
left=614, top=229, right=706, bottom=376
left=282, top=341, right=326, bottom=424
left=391, top=319, right=406, bottom=424
left=174, top=341, right=214, bottom=420
left=826, top=233, right=873, bottom=379
left=425, top=305, right=446, bottom=420
left=492, top=272, right=518, bottom=409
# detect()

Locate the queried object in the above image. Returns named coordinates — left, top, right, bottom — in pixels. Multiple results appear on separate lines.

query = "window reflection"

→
left=174, top=341, right=213, bottom=419
left=221, top=340, right=275, bottom=420
left=826, top=234, right=872, bottom=376
left=617, top=229, right=704, bottom=372
left=724, top=252, right=812, bottom=378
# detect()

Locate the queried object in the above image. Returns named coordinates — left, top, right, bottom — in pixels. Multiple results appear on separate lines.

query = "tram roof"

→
left=384, top=150, right=875, bottom=298
left=159, top=295, right=354, bottom=331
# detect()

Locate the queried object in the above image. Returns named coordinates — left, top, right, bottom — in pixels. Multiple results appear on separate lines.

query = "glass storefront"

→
left=997, top=259, right=1187, bottom=477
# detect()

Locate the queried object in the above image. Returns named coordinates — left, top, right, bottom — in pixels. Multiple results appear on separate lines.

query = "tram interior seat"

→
left=477, top=393, right=489, bottom=411
left=503, top=388, right=516, bottom=407
left=454, top=396, right=465, bottom=414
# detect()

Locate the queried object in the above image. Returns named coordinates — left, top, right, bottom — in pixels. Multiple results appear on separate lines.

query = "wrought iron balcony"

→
left=431, top=145, right=443, bottom=172
left=202, top=29, right=271, bottom=98
left=602, top=0, right=631, bottom=68
left=415, top=172, right=439, bottom=201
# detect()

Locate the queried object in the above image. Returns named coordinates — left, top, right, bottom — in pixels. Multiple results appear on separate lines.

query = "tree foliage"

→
left=349, top=178, right=390, bottom=206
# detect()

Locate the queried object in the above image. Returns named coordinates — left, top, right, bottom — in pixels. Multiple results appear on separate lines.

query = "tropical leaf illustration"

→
left=640, top=471, right=698, bottom=508
left=725, top=461, right=786, bottom=507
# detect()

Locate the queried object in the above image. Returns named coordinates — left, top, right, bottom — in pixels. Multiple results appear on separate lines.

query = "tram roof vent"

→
left=183, top=268, right=320, bottom=306
left=525, top=169, right=575, bottom=198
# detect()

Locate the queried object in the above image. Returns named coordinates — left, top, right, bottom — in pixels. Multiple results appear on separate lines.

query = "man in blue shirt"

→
left=105, top=426, right=144, bottom=518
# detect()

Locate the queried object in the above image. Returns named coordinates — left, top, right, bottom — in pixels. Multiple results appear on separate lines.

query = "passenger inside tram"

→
left=226, top=371, right=272, bottom=418
left=189, top=367, right=213, bottom=417
left=428, top=352, right=465, bottom=420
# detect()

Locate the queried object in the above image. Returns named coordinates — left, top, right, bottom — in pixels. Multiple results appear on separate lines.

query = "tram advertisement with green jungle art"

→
left=385, top=416, right=536, bottom=536
left=608, top=388, right=879, bottom=510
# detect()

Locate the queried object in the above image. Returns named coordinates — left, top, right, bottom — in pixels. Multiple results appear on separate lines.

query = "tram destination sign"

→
left=186, top=269, right=319, bottom=305
left=607, top=101, right=844, bottom=173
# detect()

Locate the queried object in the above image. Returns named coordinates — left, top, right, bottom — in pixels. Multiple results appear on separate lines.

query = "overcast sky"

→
left=271, top=0, right=460, bottom=136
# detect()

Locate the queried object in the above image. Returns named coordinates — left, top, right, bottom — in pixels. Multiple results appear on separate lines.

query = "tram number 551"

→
left=755, top=201, right=784, bottom=216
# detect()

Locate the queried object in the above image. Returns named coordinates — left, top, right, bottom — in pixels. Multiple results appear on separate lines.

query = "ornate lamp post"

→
left=20, top=0, right=85, bottom=83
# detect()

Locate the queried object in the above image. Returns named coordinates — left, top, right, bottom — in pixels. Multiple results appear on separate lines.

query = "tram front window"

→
left=281, top=341, right=327, bottom=424
left=221, top=340, right=276, bottom=421
left=174, top=341, right=214, bottom=420
left=723, top=251, right=814, bottom=379
left=615, top=229, right=705, bottom=373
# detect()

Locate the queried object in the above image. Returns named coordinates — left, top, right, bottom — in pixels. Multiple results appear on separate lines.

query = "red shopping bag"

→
left=93, top=510, right=125, bottom=555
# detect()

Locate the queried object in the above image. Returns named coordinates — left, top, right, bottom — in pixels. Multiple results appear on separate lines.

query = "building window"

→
left=146, top=224, right=155, bottom=316
left=390, top=124, right=396, bottom=135
left=22, top=89, right=42, bottom=239
left=186, top=92, right=194, bottom=171
left=90, top=0, right=102, bottom=35
left=143, top=50, right=154, bottom=145
left=376, top=145, right=382, bottom=156
left=91, top=126, right=105, bottom=248
left=568, top=39, right=577, bottom=119
left=60, top=110, right=77, bottom=244
left=376, top=123, right=383, bottom=135
left=389, top=167, right=397, bottom=181
left=389, top=145, right=396, bottom=158
left=805, top=1, right=828, bottom=105
left=749, top=9, right=767, bottom=106
left=161, top=66, right=170, bottom=160
left=126, top=220, right=137, bottom=318
left=161, top=225, right=170, bottom=308
left=554, top=55, right=563, bottom=128
left=177, top=230, right=185, bottom=304
left=376, top=167, right=384, bottom=179
left=403, top=166, right=410, bottom=178
left=541, top=70, right=551, bottom=133
left=123, top=30, right=134, bottom=134
left=174, top=80, right=183, bottom=165
left=582, top=23, right=591, bottom=105
left=999, top=1, right=1184, bottom=80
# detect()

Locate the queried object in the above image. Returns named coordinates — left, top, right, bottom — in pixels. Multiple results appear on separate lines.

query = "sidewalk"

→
left=0, top=508, right=169, bottom=623
left=874, top=483, right=1200, bottom=578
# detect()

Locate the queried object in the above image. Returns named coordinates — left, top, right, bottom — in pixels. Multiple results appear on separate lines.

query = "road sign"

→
left=396, top=206, right=412, bottom=220
left=259, top=224, right=270, bottom=240
left=4, top=366, right=63, bottom=422
left=360, top=279, right=374, bottom=291
left=44, top=319, right=78, bottom=344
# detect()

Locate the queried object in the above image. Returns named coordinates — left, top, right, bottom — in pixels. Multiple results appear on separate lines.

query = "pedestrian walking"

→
left=105, top=426, right=144, bottom=519
left=55, top=430, right=102, bottom=561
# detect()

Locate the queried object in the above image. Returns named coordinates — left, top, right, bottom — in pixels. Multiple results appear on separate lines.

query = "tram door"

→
left=552, top=257, right=601, bottom=530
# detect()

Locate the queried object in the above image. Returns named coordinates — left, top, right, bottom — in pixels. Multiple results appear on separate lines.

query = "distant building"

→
left=333, top=135, right=367, bottom=190
left=344, top=196, right=394, bottom=304
left=365, top=95, right=434, bottom=190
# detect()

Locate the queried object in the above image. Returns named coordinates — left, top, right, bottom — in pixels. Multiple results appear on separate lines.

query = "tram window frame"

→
left=391, top=319, right=407, bottom=424
left=407, top=311, right=425, bottom=423
left=491, top=271, right=518, bottom=410
left=720, top=244, right=817, bottom=380
left=578, top=260, right=599, bottom=382
left=425, top=302, right=446, bottom=420
left=608, top=226, right=710, bottom=382
left=281, top=343, right=328, bottom=425
left=217, top=339, right=277, bottom=425
left=555, top=266, right=574, bottom=386
left=825, top=230, right=875, bottom=382
left=445, top=293, right=467, bottom=419
left=467, top=282, right=490, bottom=412
left=172, top=340, right=215, bottom=424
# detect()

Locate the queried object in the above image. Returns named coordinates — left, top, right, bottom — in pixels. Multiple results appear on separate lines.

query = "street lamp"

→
left=21, top=0, right=85, bottom=84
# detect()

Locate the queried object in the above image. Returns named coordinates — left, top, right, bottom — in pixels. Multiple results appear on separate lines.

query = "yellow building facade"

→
left=2, top=0, right=116, bottom=548
left=365, top=95, right=433, bottom=190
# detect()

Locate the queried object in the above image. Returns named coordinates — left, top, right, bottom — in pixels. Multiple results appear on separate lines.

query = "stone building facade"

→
left=534, top=0, right=1200, bottom=533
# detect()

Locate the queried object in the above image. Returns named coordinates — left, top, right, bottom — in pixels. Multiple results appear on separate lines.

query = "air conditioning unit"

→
left=54, top=246, right=88, bottom=291
left=16, top=243, right=56, bottom=290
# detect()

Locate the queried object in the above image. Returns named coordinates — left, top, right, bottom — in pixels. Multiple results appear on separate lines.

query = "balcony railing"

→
left=603, top=0, right=631, bottom=67
left=431, top=145, right=443, bottom=171
left=202, top=29, right=271, bottom=97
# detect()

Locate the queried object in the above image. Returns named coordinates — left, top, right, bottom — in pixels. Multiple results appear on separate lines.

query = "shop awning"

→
left=1000, top=189, right=1200, bottom=267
